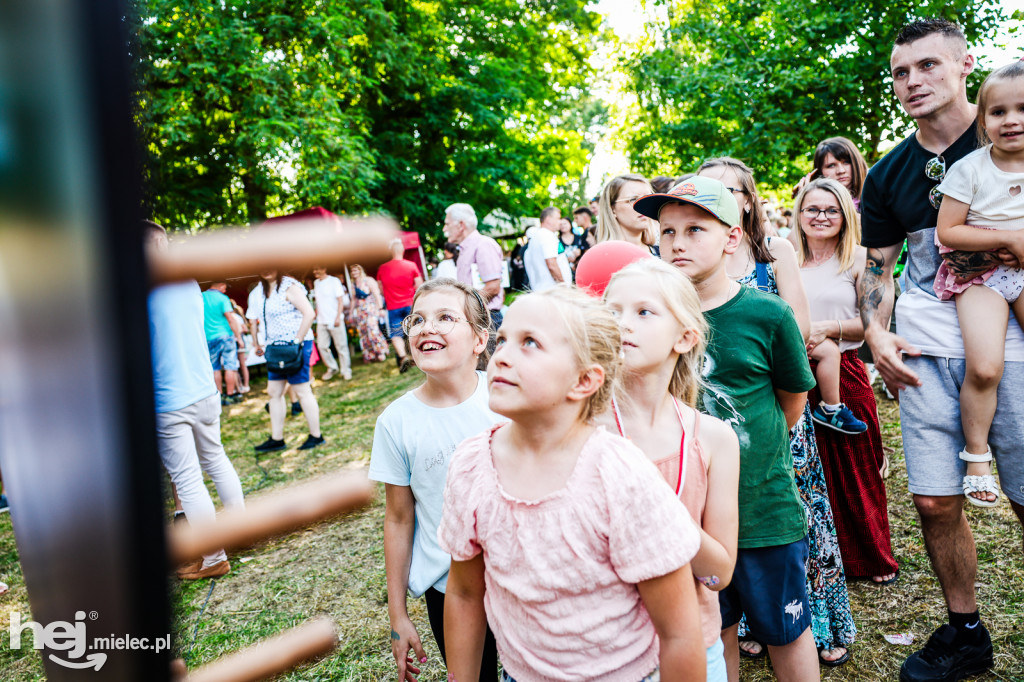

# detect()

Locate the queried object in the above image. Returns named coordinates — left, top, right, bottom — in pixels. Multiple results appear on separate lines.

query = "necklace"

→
left=702, top=281, right=739, bottom=310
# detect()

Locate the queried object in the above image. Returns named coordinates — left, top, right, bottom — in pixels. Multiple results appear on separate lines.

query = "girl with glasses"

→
left=934, top=60, right=1024, bottom=508
left=368, top=278, right=502, bottom=681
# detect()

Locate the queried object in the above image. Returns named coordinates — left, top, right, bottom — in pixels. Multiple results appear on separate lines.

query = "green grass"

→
left=1, top=363, right=1023, bottom=680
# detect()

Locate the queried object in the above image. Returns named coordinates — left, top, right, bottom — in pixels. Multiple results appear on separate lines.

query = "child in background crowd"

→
left=368, top=279, right=502, bottom=680
left=935, top=60, right=1024, bottom=508
left=440, top=287, right=706, bottom=682
left=601, top=258, right=740, bottom=682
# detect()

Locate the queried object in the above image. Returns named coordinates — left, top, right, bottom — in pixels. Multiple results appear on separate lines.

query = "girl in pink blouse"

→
left=439, top=287, right=706, bottom=682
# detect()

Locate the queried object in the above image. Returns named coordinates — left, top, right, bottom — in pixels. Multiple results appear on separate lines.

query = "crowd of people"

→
left=148, top=18, right=1024, bottom=682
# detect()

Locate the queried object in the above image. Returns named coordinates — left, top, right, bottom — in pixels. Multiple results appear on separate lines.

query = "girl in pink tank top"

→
left=601, top=258, right=741, bottom=682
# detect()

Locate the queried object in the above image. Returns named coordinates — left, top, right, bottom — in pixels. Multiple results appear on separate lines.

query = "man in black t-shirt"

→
left=859, top=19, right=1024, bottom=682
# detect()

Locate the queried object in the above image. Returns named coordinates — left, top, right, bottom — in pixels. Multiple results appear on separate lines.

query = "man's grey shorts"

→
left=900, top=355, right=1024, bottom=505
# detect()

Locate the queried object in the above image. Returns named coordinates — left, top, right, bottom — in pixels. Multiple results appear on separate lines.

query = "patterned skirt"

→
left=810, top=349, right=899, bottom=578
left=351, top=298, right=389, bottom=363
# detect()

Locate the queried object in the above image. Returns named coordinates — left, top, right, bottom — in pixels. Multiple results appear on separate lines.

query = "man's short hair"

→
left=572, top=206, right=593, bottom=218
left=445, top=203, right=478, bottom=231
left=895, top=19, right=967, bottom=56
left=539, top=206, right=560, bottom=224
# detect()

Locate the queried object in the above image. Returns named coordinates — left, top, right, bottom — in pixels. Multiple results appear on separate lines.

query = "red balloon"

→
left=575, top=240, right=652, bottom=298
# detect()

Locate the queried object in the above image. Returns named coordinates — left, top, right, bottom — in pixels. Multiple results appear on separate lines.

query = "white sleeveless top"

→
left=800, top=252, right=861, bottom=352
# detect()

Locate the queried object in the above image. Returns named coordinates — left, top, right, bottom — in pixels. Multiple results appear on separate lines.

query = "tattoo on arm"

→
left=941, top=249, right=1001, bottom=282
left=859, top=248, right=888, bottom=330
left=698, top=575, right=720, bottom=588
left=391, top=629, right=401, bottom=641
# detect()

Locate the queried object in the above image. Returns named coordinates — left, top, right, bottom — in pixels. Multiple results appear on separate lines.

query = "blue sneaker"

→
left=812, top=403, right=867, bottom=435
left=0, top=494, right=8, bottom=514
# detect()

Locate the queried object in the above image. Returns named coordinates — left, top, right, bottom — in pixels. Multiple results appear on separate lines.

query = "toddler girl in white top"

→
left=439, top=286, right=706, bottom=682
left=368, top=279, right=502, bottom=680
left=935, top=60, right=1024, bottom=508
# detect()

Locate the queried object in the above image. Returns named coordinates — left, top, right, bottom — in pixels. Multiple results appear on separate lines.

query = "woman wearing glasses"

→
left=698, top=158, right=857, bottom=667
left=596, top=174, right=659, bottom=252
left=368, top=278, right=501, bottom=681
left=794, top=179, right=899, bottom=594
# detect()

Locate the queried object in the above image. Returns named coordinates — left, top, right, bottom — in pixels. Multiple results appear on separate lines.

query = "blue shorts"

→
left=208, top=336, right=239, bottom=371
left=719, top=536, right=811, bottom=646
left=267, top=340, right=312, bottom=384
left=387, top=306, right=412, bottom=339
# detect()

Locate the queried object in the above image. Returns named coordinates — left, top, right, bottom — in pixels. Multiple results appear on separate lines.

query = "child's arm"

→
left=769, top=238, right=811, bottom=342
left=690, top=419, right=739, bottom=590
left=774, top=389, right=807, bottom=430
left=937, top=196, right=1024, bottom=258
left=637, top=564, right=706, bottom=682
left=383, top=484, right=427, bottom=681
left=444, top=554, right=488, bottom=682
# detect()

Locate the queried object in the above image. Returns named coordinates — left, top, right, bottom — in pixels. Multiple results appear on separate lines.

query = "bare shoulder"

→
left=697, top=412, right=739, bottom=456
left=768, top=236, right=798, bottom=259
left=852, top=245, right=868, bottom=279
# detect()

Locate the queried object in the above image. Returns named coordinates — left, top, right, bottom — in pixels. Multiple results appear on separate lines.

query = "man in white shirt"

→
left=312, top=266, right=352, bottom=381
left=523, top=206, right=571, bottom=292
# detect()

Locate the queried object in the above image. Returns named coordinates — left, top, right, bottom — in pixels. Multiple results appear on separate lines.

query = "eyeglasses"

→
left=800, top=207, right=842, bottom=220
left=614, top=196, right=645, bottom=205
left=402, top=311, right=466, bottom=336
left=925, top=155, right=945, bottom=209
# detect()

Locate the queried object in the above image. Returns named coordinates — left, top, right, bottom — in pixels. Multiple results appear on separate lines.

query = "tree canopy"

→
left=620, top=0, right=1016, bottom=187
left=132, top=0, right=601, bottom=234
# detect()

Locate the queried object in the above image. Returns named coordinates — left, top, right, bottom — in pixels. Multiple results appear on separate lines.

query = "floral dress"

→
left=350, top=277, right=389, bottom=363
left=736, top=261, right=856, bottom=651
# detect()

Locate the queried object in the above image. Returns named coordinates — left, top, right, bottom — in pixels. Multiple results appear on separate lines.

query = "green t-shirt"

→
left=202, top=289, right=234, bottom=341
left=700, top=286, right=816, bottom=549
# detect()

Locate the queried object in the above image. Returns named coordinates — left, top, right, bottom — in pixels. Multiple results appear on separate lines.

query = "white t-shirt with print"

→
left=368, top=372, right=502, bottom=596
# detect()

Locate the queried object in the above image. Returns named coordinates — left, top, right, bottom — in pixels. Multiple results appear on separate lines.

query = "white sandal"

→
left=959, top=447, right=1000, bottom=508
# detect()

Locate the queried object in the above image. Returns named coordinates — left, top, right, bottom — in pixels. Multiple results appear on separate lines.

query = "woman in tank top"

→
left=794, top=178, right=899, bottom=590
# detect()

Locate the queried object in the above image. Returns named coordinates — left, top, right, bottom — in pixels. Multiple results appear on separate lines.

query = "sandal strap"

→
left=962, top=475, right=1000, bottom=495
left=959, top=447, right=993, bottom=463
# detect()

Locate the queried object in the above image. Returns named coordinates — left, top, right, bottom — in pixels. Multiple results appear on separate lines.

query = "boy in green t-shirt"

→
left=635, top=176, right=819, bottom=681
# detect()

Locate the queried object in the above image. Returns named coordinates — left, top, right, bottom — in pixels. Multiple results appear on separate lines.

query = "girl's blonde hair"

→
left=792, top=178, right=861, bottom=273
left=976, top=60, right=1024, bottom=146
left=411, top=278, right=492, bottom=364
left=529, top=286, right=621, bottom=422
left=597, top=174, right=657, bottom=246
left=605, top=259, right=707, bottom=407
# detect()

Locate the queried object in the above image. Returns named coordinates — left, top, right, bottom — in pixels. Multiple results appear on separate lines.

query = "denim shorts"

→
left=387, top=306, right=412, bottom=339
left=719, top=536, right=811, bottom=646
left=207, top=335, right=239, bottom=371
left=266, top=340, right=312, bottom=384
left=900, top=355, right=1024, bottom=505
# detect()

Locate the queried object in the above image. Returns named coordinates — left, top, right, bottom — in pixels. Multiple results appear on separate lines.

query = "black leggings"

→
left=425, top=587, right=500, bottom=680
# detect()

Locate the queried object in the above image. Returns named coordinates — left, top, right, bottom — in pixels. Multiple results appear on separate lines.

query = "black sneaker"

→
left=399, top=357, right=414, bottom=374
left=298, top=434, right=325, bottom=450
left=291, top=401, right=302, bottom=416
left=900, top=624, right=993, bottom=682
left=254, top=437, right=286, bottom=452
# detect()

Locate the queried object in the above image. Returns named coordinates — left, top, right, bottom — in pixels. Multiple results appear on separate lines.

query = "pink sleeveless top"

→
left=612, top=398, right=720, bottom=647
